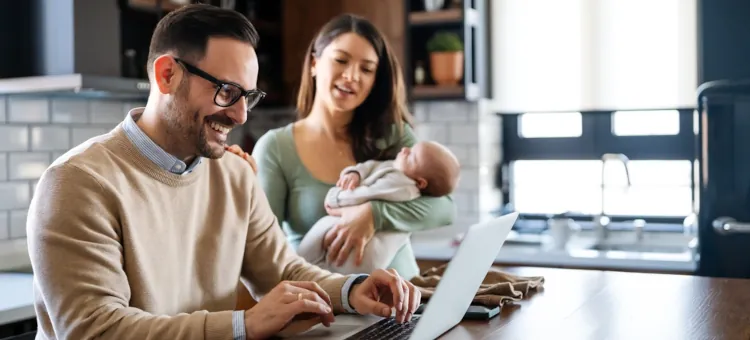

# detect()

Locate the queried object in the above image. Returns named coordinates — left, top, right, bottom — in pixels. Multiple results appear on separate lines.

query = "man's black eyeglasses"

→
left=173, top=57, right=266, bottom=111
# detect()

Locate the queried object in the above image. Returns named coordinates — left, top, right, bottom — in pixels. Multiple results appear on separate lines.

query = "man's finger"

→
left=286, top=282, right=333, bottom=309
left=396, top=279, right=410, bottom=323
left=282, top=291, right=319, bottom=305
left=353, top=290, right=392, bottom=317
left=381, top=271, right=405, bottom=313
left=286, top=299, right=333, bottom=318
left=282, top=291, right=335, bottom=326
left=406, top=281, right=420, bottom=320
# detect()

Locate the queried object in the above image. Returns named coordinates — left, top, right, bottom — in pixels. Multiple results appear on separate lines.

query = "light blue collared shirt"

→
left=122, top=108, right=367, bottom=338
left=122, top=108, right=202, bottom=175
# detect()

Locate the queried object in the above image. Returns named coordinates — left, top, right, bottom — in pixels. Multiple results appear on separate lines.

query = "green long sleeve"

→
left=371, top=124, right=457, bottom=232
left=251, top=130, right=288, bottom=226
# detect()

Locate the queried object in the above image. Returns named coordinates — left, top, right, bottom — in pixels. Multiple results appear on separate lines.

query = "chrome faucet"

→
left=594, top=153, right=632, bottom=244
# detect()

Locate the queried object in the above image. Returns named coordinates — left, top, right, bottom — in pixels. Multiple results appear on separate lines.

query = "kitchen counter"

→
left=412, top=231, right=698, bottom=273
left=0, top=273, right=35, bottom=326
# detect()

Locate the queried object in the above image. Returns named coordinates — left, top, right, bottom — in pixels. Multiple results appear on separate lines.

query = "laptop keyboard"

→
left=344, top=315, right=421, bottom=340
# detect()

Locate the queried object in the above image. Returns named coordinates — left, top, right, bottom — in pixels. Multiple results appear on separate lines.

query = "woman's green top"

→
left=251, top=123, right=456, bottom=279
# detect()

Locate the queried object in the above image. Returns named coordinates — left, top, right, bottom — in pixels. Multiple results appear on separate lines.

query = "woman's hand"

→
left=225, top=144, right=257, bottom=174
left=323, top=202, right=375, bottom=266
left=336, top=172, right=361, bottom=190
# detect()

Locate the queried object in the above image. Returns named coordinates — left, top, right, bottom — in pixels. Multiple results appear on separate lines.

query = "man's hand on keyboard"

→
left=349, top=269, right=422, bottom=324
left=244, top=281, right=335, bottom=339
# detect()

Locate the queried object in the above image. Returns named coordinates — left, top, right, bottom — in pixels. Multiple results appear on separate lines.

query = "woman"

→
left=250, top=14, right=455, bottom=280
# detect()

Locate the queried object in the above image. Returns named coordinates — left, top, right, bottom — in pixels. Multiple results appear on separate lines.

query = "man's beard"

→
left=163, top=83, right=225, bottom=159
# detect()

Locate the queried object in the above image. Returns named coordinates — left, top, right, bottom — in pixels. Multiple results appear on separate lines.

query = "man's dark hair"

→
left=146, top=4, right=259, bottom=78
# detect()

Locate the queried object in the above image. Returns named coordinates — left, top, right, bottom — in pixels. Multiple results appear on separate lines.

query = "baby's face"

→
left=393, top=143, right=426, bottom=178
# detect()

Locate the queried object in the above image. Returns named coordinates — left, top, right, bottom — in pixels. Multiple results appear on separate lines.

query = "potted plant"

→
left=426, top=31, right=464, bottom=86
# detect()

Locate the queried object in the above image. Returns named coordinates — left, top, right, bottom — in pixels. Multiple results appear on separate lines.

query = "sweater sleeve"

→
left=251, top=130, right=287, bottom=229
left=26, top=164, right=234, bottom=340
left=240, top=164, right=351, bottom=313
left=370, top=124, right=457, bottom=232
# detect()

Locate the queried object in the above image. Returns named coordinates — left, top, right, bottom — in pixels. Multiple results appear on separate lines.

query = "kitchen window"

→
left=502, top=109, right=697, bottom=225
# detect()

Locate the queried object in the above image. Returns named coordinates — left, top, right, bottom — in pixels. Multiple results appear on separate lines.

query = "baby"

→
left=297, top=141, right=461, bottom=275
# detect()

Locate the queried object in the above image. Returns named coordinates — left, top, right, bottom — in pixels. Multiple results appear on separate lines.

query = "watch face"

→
left=354, top=275, right=369, bottom=284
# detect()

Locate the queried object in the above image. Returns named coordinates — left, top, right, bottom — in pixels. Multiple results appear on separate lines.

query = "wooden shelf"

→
left=409, top=9, right=462, bottom=25
left=412, top=85, right=464, bottom=99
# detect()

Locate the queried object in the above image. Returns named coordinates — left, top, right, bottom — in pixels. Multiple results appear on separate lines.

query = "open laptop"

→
left=288, top=212, right=519, bottom=340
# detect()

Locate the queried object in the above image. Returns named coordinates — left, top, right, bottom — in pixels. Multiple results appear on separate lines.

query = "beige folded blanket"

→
left=410, top=264, right=545, bottom=306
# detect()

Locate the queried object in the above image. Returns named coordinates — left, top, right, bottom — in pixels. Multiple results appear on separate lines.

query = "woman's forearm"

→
left=370, top=195, right=456, bottom=232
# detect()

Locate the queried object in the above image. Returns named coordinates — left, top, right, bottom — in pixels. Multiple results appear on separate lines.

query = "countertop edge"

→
left=412, top=242, right=698, bottom=273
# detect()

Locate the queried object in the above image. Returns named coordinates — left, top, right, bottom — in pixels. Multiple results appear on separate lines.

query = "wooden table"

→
left=435, top=265, right=750, bottom=340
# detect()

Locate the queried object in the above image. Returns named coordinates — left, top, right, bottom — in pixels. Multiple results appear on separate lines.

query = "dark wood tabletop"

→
left=436, top=265, right=750, bottom=340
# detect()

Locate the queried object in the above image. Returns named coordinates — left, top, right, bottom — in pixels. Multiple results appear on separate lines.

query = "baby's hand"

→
left=336, top=172, right=360, bottom=190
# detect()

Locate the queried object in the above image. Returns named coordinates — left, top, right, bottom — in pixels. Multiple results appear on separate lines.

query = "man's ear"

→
left=415, top=177, right=428, bottom=190
left=152, top=55, right=183, bottom=94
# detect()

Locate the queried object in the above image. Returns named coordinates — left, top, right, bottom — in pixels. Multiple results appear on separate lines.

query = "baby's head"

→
left=393, top=141, right=460, bottom=196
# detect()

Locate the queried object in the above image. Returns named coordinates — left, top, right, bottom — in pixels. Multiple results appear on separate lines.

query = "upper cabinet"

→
left=119, top=0, right=488, bottom=108
left=406, top=0, right=490, bottom=101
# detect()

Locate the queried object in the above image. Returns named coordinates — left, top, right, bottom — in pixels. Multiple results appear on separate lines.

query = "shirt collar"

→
left=122, top=108, right=202, bottom=175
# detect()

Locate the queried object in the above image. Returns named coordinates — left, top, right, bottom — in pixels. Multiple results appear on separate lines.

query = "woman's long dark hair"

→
left=296, top=14, right=414, bottom=162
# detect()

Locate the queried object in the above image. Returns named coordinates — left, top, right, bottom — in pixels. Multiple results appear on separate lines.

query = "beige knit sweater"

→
left=26, top=125, right=348, bottom=340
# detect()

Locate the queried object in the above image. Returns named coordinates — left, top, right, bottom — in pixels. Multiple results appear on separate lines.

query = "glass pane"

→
left=511, top=160, right=694, bottom=217
left=603, top=187, right=693, bottom=216
left=512, top=160, right=601, bottom=186
left=603, top=160, right=692, bottom=187
left=513, top=184, right=602, bottom=215
left=612, top=110, right=680, bottom=136
left=519, top=112, right=583, bottom=138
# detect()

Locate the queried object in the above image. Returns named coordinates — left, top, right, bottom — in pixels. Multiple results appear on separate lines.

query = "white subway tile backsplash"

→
left=414, top=123, right=448, bottom=143
left=412, top=102, right=430, bottom=121
left=0, top=154, right=6, bottom=181
left=428, top=102, right=474, bottom=122
left=9, top=210, right=27, bottom=238
left=8, top=97, right=50, bottom=123
left=449, top=124, right=478, bottom=145
left=0, top=211, right=7, bottom=240
left=0, top=96, right=6, bottom=123
left=0, top=182, right=31, bottom=210
left=0, top=126, right=29, bottom=151
left=9, top=153, right=51, bottom=180
left=51, top=99, right=89, bottom=123
left=457, top=173, right=480, bottom=191
left=72, top=127, right=109, bottom=146
left=89, top=100, right=126, bottom=124
left=447, top=145, right=470, bottom=166
left=31, top=126, right=71, bottom=151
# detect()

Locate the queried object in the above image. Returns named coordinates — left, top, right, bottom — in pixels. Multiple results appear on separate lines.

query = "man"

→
left=27, top=4, right=420, bottom=340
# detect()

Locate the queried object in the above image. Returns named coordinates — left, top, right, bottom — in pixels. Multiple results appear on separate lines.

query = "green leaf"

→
left=426, top=31, right=463, bottom=52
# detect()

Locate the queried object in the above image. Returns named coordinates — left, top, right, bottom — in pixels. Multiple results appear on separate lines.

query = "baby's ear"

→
left=415, top=177, right=428, bottom=189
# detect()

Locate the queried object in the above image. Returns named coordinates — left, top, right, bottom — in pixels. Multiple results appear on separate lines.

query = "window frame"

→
left=500, top=108, right=698, bottom=225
